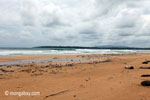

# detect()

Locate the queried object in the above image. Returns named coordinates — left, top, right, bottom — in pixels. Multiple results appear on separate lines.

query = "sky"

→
left=0, top=0, right=150, bottom=47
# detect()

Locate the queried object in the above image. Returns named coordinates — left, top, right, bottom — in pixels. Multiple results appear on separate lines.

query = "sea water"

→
left=0, top=48, right=150, bottom=56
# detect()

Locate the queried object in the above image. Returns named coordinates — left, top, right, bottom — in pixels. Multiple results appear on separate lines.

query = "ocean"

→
left=0, top=48, right=150, bottom=56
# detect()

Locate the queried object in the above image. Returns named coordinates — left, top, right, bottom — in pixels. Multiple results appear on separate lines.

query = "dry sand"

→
left=0, top=53, right=150, bottom=100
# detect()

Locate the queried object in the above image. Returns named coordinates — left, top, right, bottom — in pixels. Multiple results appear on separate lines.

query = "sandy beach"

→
left=0, top=53, right=150, bottom=100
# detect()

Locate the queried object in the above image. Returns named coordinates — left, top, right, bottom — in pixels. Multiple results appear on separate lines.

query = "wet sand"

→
left=0, top=53, right=150, bottom=100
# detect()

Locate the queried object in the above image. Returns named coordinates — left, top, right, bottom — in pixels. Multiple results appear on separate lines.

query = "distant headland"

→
left=33, top=46, right=150, bottom=50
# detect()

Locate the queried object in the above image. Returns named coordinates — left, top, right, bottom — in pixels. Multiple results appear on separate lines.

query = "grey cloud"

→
left=0, top=0, right=150, bottom=47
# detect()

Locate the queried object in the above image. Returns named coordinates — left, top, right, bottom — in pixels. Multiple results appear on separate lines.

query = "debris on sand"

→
left=73, top=95, right=77, bottom=97
left=142, top=60, right=150, bottom=64
left=0, top=68, right=14, bottom=73
left=31, top=73, right=43, bottom=76
left=141, top=81, right=150, bottom=86
left=139, top=66, right=150, bottom=69
left=67, top=63, right=74, bottom=67
left=19, top=69, right=32, bottom=73
left=141, top=75, right=150, bottom=77
left=44, top=89, right=69, bottom=99
left=125, top=65, right=134, bottom=69
left=102, top=59, right=111, bottom=63
left=6, top=65, right=12, bottom=68
left=85, top=77, right=90, bottom=82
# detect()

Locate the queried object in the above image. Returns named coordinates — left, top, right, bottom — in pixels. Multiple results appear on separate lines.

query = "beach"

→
left=0, top=53, right=150, bottom=100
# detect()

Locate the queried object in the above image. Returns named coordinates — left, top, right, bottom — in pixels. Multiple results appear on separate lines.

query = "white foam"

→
left=0, top=49, right=149, bottom=56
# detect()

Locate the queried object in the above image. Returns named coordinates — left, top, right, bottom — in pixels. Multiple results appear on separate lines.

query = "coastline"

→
left=0, top=53, right=150, bottom=100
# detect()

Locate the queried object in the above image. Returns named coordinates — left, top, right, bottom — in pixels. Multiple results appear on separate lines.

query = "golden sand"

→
left=0, top=53, right=150, bottom=100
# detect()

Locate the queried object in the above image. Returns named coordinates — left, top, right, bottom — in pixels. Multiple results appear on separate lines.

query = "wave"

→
left=0, top=49, right=149, bottom=56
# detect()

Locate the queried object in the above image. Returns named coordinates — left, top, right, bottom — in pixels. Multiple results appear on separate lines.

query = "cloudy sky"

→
left=0, top=0, right=150, bottom=47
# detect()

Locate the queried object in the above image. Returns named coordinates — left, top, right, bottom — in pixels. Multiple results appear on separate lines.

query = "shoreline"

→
left=0, top=53, right=150, bottom=100
left=0, top=52, right=146, bottom=62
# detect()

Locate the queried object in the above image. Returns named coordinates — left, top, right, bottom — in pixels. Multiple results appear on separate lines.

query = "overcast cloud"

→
left=0, top=0, right=150, bottom=47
